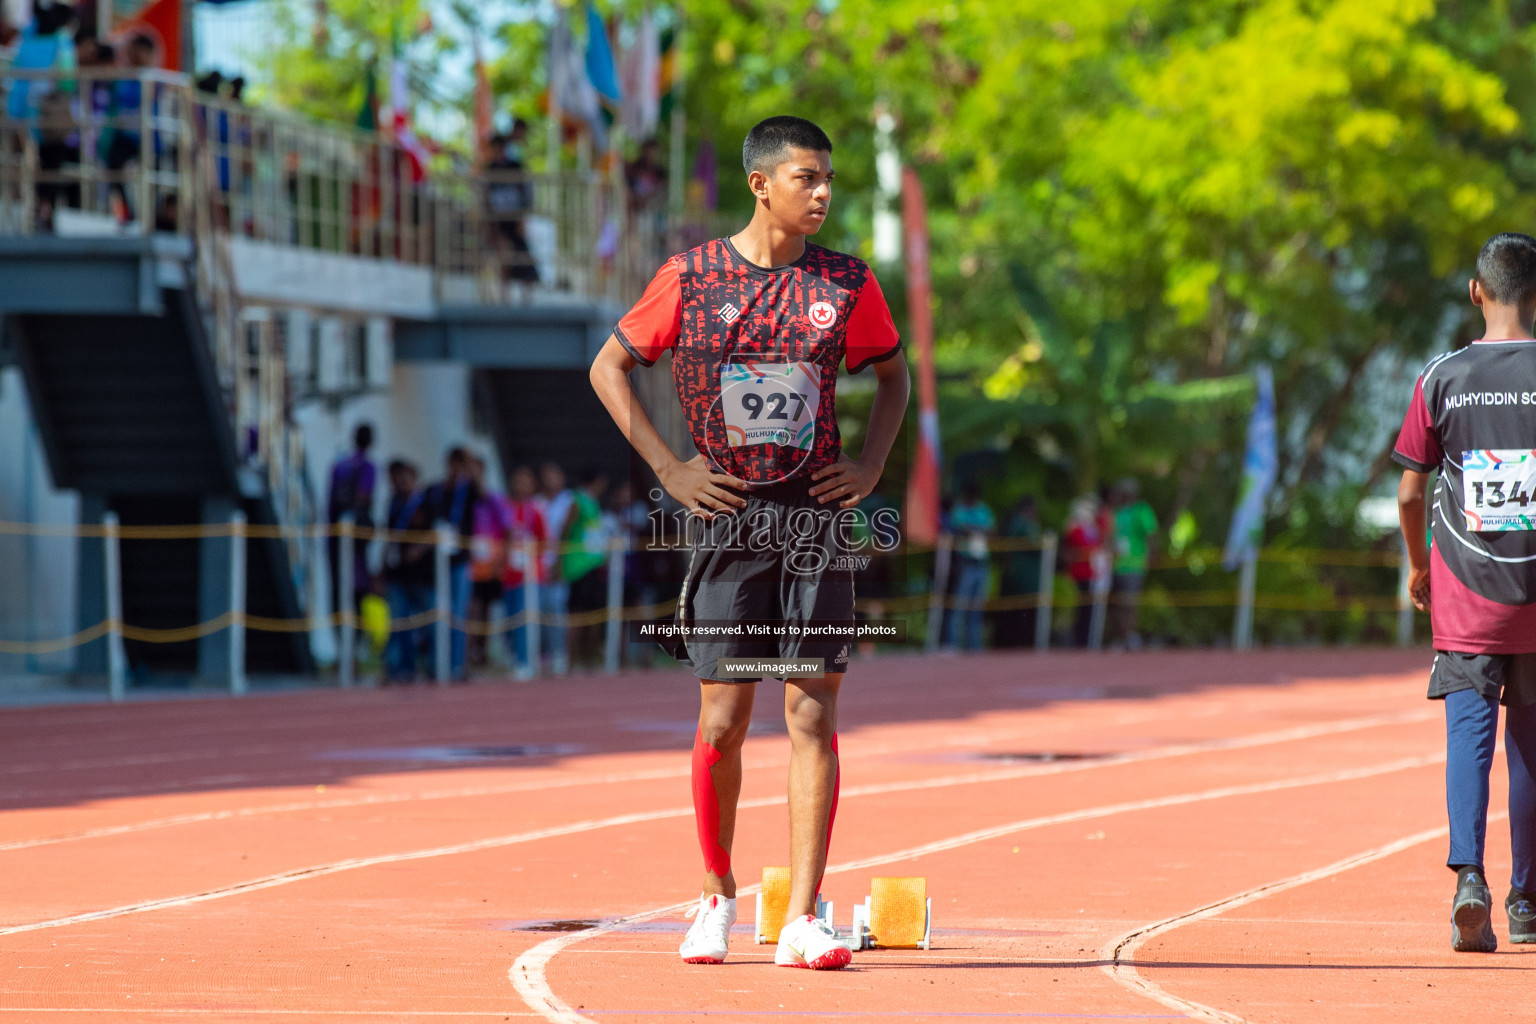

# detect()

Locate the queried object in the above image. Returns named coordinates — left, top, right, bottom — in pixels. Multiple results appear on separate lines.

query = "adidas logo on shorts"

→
left=718, top=303, right=742, bottom=325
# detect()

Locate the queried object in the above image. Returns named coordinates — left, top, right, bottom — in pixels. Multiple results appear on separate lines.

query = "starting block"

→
left=754, top=867, right=930, bottom=951
left=857, top=876, right=931, bottom=950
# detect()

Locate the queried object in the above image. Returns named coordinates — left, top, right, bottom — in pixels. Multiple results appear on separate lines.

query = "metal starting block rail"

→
left=754, top=868, right=931, bottom=951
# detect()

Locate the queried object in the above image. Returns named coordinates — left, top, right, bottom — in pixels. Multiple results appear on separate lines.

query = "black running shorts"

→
left=661, top=480, right=855, bottom=682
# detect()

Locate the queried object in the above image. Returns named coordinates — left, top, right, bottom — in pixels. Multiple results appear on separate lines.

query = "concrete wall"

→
left=0, top=367, right=81, bottom=683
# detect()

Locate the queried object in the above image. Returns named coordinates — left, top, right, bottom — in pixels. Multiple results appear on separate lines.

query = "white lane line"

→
left=1, top=745, right=1438, bottom=938
left=508, top=751, right=1446, bottom=1024
left=0, top=707, right=1436, bottom=854
left=1098, top=814, right=1507, bottom=1024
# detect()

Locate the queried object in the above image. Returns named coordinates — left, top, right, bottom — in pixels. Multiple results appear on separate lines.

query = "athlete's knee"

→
left=698, top=704, right=751, bottom=752
left=784, top=698, right=835, bottom=747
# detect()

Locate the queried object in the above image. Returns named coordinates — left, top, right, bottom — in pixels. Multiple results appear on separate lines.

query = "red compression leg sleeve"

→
left=692, top=728, right=731, bottom=877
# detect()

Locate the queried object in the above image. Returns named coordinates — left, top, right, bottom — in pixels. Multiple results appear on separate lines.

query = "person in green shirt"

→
left=1110, top=478, right=1158, bottom=650
left=562, top=467, right=610, bottom=666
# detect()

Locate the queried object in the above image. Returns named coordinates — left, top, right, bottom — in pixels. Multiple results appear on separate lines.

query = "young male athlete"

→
left=590, top=116, right=910, bottom=969
left=1395, top=232, right=1536, bottom=952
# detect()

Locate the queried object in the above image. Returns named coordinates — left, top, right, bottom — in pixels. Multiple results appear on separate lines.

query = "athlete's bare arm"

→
left=589, top=335, right=748, bottom=515
left=1398, top=468, right=1431, bottom=610
left=808, top=349, right=911, bottom=507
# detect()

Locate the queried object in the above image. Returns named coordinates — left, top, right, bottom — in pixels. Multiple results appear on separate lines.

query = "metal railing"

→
left=0, top=67, right=664, bottom=307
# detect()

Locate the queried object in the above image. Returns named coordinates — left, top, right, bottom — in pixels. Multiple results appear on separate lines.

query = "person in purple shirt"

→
left=327, top=423, right=377, bottom=625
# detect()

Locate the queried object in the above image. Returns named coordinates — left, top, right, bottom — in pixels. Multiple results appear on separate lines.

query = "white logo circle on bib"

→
left=808, top=301, right=837, bottom=330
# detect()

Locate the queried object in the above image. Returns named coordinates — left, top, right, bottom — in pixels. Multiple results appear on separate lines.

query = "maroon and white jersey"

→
left=1394, top=339, right=1536, bottom=653
left=615, top=237, right=901, bottom=486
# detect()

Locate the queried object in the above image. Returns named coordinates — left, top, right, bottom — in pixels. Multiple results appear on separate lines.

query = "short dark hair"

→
left=1476, top=233, right=1536, bottom=306
left=742, top=116, right=832, bottom=175
left=127, top=32, right=156, bottom=52
left=388, top=459, right=415, bottom=477
left=447, top=445, right=470, bottom=466
left=354, top=422, right=374, bottom=450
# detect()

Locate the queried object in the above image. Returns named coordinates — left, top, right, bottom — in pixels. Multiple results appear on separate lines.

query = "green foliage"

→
left=256, top=0, right=1536, bottom=559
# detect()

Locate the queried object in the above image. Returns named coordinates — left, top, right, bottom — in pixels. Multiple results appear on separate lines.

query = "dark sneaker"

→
left=1508, top=891, right=1536, bottom=944
left=1452, top=872, right=1497, bottom=952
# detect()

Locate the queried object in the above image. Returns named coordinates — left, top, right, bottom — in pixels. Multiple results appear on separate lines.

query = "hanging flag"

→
left=356, top=57, right=379, bottom=131
left=691, top=138, right=717, bottom=210
left=657, top=26, right=677, bottom=123
left=1222, top=364, right=1278, bottom=570
left=114, top=0, right=182, bottom=70
left=549, top=8, right=605, bottom=150
left=584, top=2, right=622, bottom=106
left=620, top=9, right=660, bottom=140
left=472, top=35, right=494, bottom=168
left=902, top=167, right=942, bottom=548
left=386, top=25, right=431, bottom=181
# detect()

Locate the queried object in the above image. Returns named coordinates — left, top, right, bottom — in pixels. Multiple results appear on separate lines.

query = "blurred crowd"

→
left=940, top=479, right=1159, bottom=653
left=324, top=424, right=672, bottom=685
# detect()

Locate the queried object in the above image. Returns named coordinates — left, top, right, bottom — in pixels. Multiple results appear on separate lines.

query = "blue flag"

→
left=1223, top=364, right=1278, bottom=570
left=584, top=2, right=621, bottom=104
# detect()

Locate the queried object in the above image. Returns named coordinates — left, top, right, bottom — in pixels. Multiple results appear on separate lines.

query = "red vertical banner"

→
left=117, top=0, right=182, bottom=70
left=901, top=167, right=941, bottom=547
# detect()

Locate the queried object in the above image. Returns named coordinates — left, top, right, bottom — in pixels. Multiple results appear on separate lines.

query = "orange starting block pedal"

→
left=754, top=866, right=793, bottom=944
left=754, top=866, right=834, bottom=944
left=855, top=876, right=931, bottom=949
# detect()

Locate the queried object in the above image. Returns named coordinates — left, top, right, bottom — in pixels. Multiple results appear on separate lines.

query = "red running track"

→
left=0, top=649, right=1527, bottom=1023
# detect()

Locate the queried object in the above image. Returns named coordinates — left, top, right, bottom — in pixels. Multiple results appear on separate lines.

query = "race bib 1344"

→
left=1463, top=449, right=1536, bottom=531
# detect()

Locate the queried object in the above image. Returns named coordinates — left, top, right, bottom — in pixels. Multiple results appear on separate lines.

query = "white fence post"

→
left=1035, top=532, right=1057, bottom=652
left=337, top=513, right=354, bottom=689
left=434, top=525, right=452, bottom=685
left=1088, top=551, right=1110, bottom=652
left=1233, top=552, right=1258, bottom=651
left=926, top=535, right=953, bottom=653
left=1396, top=536, right=1414, bottom=649
left=103, top=511, right=127, bottom=701
left=229, top=510, right=247, bottom=695
left=604, top=534, right=627, bottom=675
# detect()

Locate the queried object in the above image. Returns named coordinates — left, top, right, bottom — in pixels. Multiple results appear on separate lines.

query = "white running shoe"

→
left=774, top=914, right=852, bottom=970
left=679, top=893, right=736, bottom=964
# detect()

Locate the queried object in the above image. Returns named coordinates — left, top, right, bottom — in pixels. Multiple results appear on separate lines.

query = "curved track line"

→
left=1098, top=816, right=1504, bottom=1023
left=0, top=707, right=1435, bottom=854
left=508, top=751, right=1446, bottom=1024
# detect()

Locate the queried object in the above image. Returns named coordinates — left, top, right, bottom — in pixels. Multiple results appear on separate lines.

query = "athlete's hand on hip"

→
left=809, top=456, right=881, bottom=508
left=1408, top=566, right=1430, bottom=611
left=660, top=455, right=747, bottom=517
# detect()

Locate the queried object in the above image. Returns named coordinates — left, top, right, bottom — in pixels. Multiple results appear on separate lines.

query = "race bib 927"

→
left=719, top=361, right=821, bottom=450
left=1463, top=449, right=1536, bottom=530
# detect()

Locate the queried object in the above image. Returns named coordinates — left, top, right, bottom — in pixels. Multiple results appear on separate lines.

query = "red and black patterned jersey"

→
left=615, top=237, right=901, bottom=486
left=1393, top=339, right=1536, bottom=653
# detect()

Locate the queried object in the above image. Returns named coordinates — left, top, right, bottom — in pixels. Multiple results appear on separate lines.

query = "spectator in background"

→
left=425, top=446, right=480, bottom=681
left=466, top=454, right=510, bottom=671
left=533, top=461, right=574, bottom=675
left=501, top=465, right=546, bottom=680
left=326, top=423, right=376, bottom=621
left=1110, top=478, right=1158, bottom=650
left=1064, top=495, right=1104, bottom=648
left=610, top=481, right=657, bottom=666
left=486, top=119, right=538, bottom=289
left=101, top=31, right=159, bottom=223
left=994, top=495, right=1043, bottom=648
left=563, top=467, right=610, bottom=668
left=382, top=459, right=432, bottom=682
left=944, top=482, right=995, bottom=652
